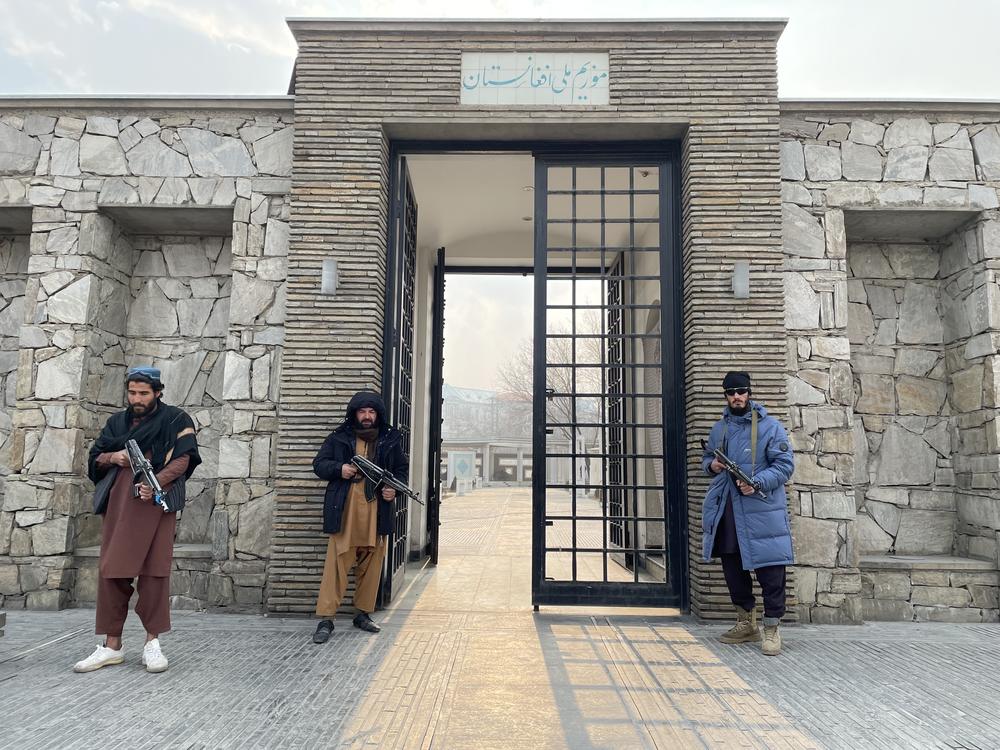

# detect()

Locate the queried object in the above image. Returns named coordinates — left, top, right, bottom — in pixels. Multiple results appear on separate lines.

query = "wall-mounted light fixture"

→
left=321, top=258, right=338, bottom=296
left=732, top=261, right=750, bottom=299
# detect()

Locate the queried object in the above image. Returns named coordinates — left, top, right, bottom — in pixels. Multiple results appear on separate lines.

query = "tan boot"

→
left=719, top=606, right=761, bottom=644
left=761, top=623, right=782, bottom=656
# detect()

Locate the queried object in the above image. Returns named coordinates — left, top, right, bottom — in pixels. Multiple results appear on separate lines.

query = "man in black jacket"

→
left=311, top=391, right=408, bottom=643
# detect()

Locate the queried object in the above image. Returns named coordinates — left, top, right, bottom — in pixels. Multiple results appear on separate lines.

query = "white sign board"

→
left=460, top=51, right=609, bottom=106
left=448, top=451, right=477, bottom=484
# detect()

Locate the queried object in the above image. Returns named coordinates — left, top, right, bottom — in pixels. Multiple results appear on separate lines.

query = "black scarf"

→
left=88, top=400, right=202, bottom=484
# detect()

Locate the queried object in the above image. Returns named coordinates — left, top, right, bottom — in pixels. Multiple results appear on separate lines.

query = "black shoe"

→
left=352, top=612, right=381, bottom=633
left=313, top=619, right=334, bottom=644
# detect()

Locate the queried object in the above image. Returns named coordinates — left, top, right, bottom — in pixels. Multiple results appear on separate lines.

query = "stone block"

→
left=895, top=510, right=956, bottom=555
left=971, top=125, right=1000, bottom=180
left=969, top=585, right=999, bottom=609
left=861, top=599, right=914, bottom=621
left=208, top=574, right=233, bottom=606
left=253, top=127, right=292, bottom=177
left=885, top=146, right=928, bottom=181
left=910, top=570, right=950, bottom=586
left=782, top=203, right=825, bottom=258
left=951, top=365, right=984, bottom=413
left=830, top=571, right=861, bottom=594
left=0, top=565, right=20, bottom=595
left=29, top=428, right=82, bottom=474
left=849, top=119, right=884, bottom=146
left=856, top=514, right=893, bottom=554
left=794, top=516, right=841, bottom=566
left=0, top=123, right=41, bottom=172
left=915, top=606, right=986, bottom=623
left=795, top=567, right=818, bottom=604
left=35, top=348, right=86, bottom=399
left=180, top=129, right=256, bottom=177
left=911, top=585, right=970, bottom=607
left=79, top=135, right=127, bottom=175
left=884, top=118, right=932, bottom=149
left=813, top=491, right=854, bottom=519
left=929, top=148, right=975, bottom=181
left=26, top=589, right=68, bottom=610
left=896, top=376, right=946, bottom=416
left=869, top=571, right=911, bottom=600
left=18, top=564, right=47, bottom=592
left=234, top=492, right=274, bottom=558
left=804, top=144, right=841, bottom=181
left=170, top=595, right=204, bottom=611
left=126, top=137, right=192, bottom=177
left=233, top=585, right=263, bottom=607
left=897, top=282, right=943, bottom=345
left=31, top=516, right=72, bottom=556
left=841, top=141, right=882, bottom=181
left=127, top=281, right=178, bottom=337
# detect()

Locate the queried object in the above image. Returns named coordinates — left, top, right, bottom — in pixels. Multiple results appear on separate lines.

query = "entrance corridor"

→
left=1, top=488, right=998, bottom=749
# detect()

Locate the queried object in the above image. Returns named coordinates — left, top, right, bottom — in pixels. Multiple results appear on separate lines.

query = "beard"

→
left=729, top=403, right=749, bottom=416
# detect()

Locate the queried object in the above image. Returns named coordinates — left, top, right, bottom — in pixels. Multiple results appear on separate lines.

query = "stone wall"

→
left=848, top=240, right=956, bottom=556
left=0, top=235, right=29, bottom=517
left=0, top=102, right=292, bottom=611
left=782, top=105, right=1000, bottom=622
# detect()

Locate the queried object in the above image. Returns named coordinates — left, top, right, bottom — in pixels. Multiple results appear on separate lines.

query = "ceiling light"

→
left=522, top=185, right=534, bottom=192
left=521, top=216, right=532, bottom=222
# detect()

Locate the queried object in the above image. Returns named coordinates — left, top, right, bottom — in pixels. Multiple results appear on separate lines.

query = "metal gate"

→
left=532, top=150, right=686, bottom=608
left=380, top=155, right=418, bottom=605
left=426, top=247, right=446, bottom=565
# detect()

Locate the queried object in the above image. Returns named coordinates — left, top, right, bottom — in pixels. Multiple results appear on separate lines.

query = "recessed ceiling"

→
left=406, top=152, right=535, bottom=267
left=0, top=206, right=32, bottom=234
left=843, top=208, right=980, bottom=243
left=405, top=153, right=660, bottom=268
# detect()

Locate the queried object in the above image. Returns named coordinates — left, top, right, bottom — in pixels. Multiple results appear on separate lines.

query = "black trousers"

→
left=720, top=553, right=786, bottom=621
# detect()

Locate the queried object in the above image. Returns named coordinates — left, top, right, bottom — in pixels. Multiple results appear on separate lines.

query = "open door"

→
left=531, top=150, right=686, bottom=608
left=426, top=247, right=446, bottom=564
left=379, top=154, right=418, bottom=606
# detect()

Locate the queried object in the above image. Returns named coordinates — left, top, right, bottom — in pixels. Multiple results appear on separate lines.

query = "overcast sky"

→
left=3, top=0, right=997, bottom=390
left=2, top=0, right=998, bottom=98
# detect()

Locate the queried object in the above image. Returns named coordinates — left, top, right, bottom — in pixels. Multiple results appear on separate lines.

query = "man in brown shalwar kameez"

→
left=311, top=391, right=409, bottom=643
left=73, top=366, right=201, bottom=673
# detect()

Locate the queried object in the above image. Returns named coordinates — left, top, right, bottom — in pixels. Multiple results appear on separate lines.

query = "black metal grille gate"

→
left=380, top=155, right=418, bottom=604
left=532, top=150, right=685, bottom=608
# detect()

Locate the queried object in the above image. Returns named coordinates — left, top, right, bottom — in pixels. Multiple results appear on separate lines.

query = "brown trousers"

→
left=315, top=535, right=386, bottom=616
left=95, top=576, right=171, bottom=637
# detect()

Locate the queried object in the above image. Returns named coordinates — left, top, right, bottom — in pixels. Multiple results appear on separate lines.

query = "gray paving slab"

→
left=0, top=488, right=997, bottom=749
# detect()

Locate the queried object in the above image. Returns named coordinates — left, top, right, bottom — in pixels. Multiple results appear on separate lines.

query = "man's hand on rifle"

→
left=735, top=479, right=756, bottom=496
left=110, top=450, right=131, bottom=468
left=381, top=486, right=396, bottom=502
left=136, top=483, right=154, bottom=502
left=341, top=464, right=358, bottom=480
left=710, top=457, right=725, bottom=474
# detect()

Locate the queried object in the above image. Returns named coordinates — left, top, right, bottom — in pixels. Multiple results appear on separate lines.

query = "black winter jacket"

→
left=312, top=392, right=409, bottom=536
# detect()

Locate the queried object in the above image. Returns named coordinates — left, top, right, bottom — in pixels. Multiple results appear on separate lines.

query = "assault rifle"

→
left=350, top=454, right=423, bottom=505
left=126, top=439, right=170, bottom=513
left=700, top=439, right=766, bottom=499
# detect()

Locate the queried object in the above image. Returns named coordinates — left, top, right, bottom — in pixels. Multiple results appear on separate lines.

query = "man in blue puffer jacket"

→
left=702, top=371, right=795, bottom=656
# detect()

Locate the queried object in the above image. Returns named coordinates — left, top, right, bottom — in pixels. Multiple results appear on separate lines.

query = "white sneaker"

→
left=141, top=638, right=168, bottom=673
left=73, top=643, right=125, bottom=673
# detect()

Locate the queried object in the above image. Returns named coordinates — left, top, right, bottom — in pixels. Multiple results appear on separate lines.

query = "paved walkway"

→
left=2, top=487, right=999, bottom=749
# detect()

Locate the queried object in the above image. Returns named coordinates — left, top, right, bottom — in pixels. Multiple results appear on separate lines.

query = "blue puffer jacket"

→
left=701, top=401, right=795, bottom=570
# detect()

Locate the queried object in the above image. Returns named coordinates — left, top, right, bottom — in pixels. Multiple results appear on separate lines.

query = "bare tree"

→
left=496, top=311, right=604, bottom=445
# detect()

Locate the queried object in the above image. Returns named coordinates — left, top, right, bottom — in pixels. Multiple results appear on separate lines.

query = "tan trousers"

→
left=315, top=535, right=386, bottom=616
